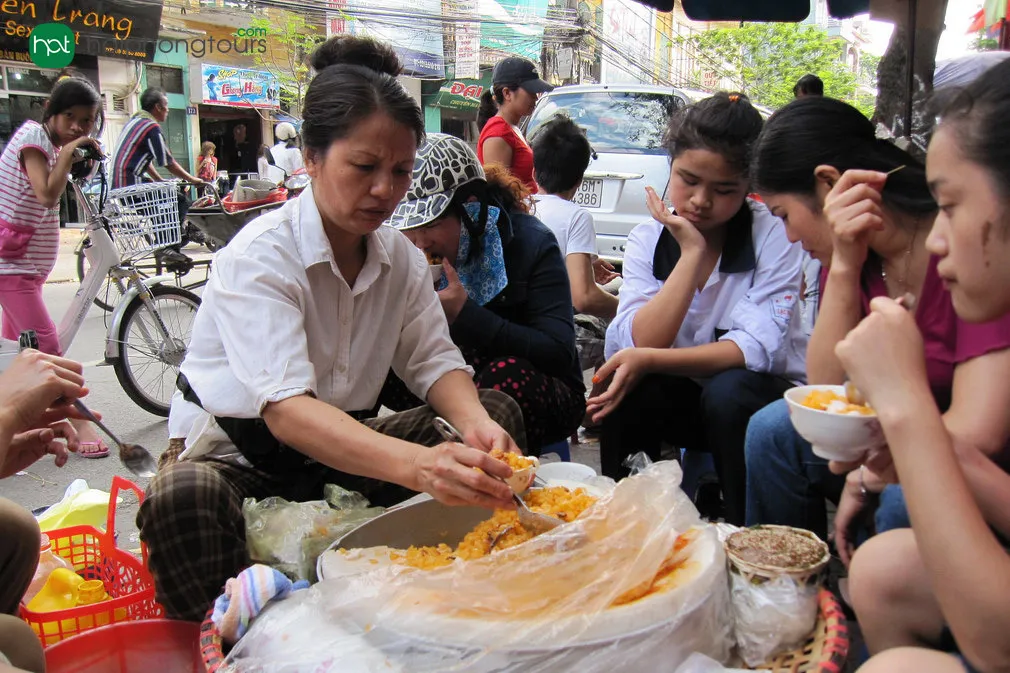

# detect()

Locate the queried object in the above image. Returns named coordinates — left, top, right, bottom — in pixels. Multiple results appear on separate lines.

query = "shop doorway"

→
left=198, top=106, right=262, bottom=182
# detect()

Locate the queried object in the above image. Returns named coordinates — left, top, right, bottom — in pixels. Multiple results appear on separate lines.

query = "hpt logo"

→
left=29, top=24, right=75, bottom=68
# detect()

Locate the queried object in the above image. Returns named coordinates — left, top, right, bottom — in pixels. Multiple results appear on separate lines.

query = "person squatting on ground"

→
left=139, top=36, right=528, bottom=622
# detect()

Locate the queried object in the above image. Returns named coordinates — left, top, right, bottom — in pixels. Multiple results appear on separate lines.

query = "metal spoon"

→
left=432, top=417, right=561, bottom=534
left=73, top=400, right=158, bottom=478
left=844, top=380, right=867, bottom=406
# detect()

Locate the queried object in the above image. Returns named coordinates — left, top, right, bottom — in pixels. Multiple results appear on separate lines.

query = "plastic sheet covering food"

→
left=243, top=486, right=384, bottom=583
left=226, top=461, right=734, bottom=672
left=673, top=653, right=750, bottom=673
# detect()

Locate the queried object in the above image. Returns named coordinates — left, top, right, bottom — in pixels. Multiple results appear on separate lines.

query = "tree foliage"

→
left=969, top=29, right=999, bottom=51
left=676, top=23, right=872, bottom=115
left=250, top=13, right=324, bottom=116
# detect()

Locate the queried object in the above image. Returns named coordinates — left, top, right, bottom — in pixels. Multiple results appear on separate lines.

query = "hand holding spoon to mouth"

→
left=844, top=292, right=916, bottom=407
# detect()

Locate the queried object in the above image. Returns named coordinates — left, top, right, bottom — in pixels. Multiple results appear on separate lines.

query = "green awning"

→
left=426, top=71, right=493, bottom=112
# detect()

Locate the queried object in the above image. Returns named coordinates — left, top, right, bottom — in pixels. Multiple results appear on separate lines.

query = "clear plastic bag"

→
left=228, top=461, right=735, bottom=672
left=243, top=487, right=383, bottom=583
left=674, top=653, right=751, bottom=673
left=730, top=571, right=819, bottom=667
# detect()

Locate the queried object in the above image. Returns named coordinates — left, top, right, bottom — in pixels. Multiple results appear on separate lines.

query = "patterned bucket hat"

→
left=386, top=133, right=486, bottom=231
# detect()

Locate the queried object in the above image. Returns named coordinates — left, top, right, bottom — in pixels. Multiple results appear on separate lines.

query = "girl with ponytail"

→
left=587, top=92, right=807, bottom=525
left=477, top=57, right=553, bottom=190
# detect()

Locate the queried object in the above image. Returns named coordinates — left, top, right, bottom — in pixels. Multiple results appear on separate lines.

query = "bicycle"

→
left=0, top=162, right=201, bottom=417
left=73, top=179, right=213, bottom=311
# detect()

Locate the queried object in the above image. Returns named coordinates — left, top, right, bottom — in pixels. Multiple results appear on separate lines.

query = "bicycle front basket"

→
left=103, top=182, right=182, bottom=258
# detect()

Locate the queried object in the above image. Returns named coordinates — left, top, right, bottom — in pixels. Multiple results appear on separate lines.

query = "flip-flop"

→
left=78, top=441, right=110, bottom=459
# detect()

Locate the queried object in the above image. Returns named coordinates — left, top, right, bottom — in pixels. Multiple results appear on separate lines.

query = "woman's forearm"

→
left=0, top=415, right=14, bottom=478
left=953, top=443, right=1010, bottom=537
left=882, top=401, right=1010, bottom=668
left=630, top=249, right=705, bottom=349
left=263, top=395, right=422, bottom=490
left=426, top=369, right=492, bottom=435
left=647, top=340, right=746, bottom=378
left=807, top=266, right=863, bottom=384
left=579, top=286, right=618, bottom=321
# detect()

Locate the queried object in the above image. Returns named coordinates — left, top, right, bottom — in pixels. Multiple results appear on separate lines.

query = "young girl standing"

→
left=0, top=76, right=107, bottom=457
left=587, top=93, right=806, bottom=524
left=197, top=141, right=217, bottom=183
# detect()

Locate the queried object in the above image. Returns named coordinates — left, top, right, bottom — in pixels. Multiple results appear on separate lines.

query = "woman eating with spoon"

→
left=839, top=57, right=1010, bottom=672
left=138, top=36, right=527, bottom=622
left=382, top=135, right=584, bottom=455
left=744, top=96, right=1010, bottom=559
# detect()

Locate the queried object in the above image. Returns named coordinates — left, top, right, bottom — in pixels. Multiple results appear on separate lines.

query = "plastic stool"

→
left=541, top=439, right=571, bottom=462
left=679, top=448, right=716, bottom=501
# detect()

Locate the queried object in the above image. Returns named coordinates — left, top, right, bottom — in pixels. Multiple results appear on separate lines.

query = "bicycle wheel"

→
left=113, top=284, right=200, bottom=416
left=76, top=241, right=124, bottom=312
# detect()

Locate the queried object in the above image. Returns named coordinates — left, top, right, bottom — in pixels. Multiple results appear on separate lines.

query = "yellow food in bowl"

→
left=801, top=389, right=874, bottom=416
left=391, top=486, right=597, bottom=570
left=490, top=448, right=536, bottom=470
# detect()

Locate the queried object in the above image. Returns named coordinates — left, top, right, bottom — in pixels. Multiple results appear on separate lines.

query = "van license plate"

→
left=573, top=179, right=603, bottom=208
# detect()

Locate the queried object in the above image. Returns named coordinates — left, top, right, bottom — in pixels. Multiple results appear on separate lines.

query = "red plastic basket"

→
left=20, top=476, right=164, bottom=646
left=220, top=187, right=287, bottom=213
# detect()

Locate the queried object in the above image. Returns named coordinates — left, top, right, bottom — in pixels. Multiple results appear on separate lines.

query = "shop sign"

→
left=480, top=0, right=549, bottom=61
left=202, top=64, right=279, bottom=109
left=343, top=0, right=444, bottom=77
left=0, top=0, right=164, bottom=63
left=453, top=0, right=479, bottom=80
left=428, top=72, right=492, bottom=111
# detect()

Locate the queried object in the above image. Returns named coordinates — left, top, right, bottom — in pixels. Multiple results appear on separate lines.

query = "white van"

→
left=525, top=84, right=696, bottom=263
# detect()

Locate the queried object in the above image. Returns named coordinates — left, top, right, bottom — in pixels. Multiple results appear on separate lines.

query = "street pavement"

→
left=3, top=229, right=601, bottom=548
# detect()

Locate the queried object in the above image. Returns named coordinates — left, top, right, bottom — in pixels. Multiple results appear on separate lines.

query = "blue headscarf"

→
left=435, top=201, right=508, bottom=306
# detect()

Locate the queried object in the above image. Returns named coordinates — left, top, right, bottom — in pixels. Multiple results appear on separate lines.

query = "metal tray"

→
left=331, top=497, right=491, bottom=551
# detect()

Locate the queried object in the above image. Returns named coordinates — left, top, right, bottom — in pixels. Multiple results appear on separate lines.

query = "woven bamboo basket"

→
left=725, top=525, right=831, bottom=588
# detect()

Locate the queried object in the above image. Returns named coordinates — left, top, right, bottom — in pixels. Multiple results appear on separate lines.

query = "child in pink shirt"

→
left=0, top=76, right=106, bottom=457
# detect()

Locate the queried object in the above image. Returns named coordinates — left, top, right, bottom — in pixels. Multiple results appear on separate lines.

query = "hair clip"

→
left=728, top=94, right=740, bottom=102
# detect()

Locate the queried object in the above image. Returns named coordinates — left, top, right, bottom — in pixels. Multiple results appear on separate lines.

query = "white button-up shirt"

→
left=169, top=184, right=470, bottom=459
left=604, top=199, right=808, bottom=384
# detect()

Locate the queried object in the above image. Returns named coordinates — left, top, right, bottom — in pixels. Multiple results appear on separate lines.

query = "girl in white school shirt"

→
left=587, top=92, right=806, bottom=525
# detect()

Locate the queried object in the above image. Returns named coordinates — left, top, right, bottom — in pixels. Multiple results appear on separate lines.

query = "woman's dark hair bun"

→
left=309, top=35, right=402, bottom=77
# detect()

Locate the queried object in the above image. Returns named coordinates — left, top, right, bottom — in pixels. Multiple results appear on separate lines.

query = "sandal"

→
left=78, top=441, right=110, bottom=459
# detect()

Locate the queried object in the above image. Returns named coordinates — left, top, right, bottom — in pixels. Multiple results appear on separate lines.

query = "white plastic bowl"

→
left=506, top=456, right=539, bottom=493
left=784, top=385, right=884, bottom=462
left=537, top=461, right=597, bottom=483
left=429, top=264, right=443, bottom=285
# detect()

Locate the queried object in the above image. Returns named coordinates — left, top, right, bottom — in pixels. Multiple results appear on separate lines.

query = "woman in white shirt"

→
left=586, top=93, right=806, bottom=525
left=137, top=36, right=526, bottom=622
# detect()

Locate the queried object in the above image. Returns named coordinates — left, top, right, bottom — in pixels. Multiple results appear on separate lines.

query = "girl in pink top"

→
left=839, top=57, right=1010, bottom=673
left=0, top=76, right=106, bottom=457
